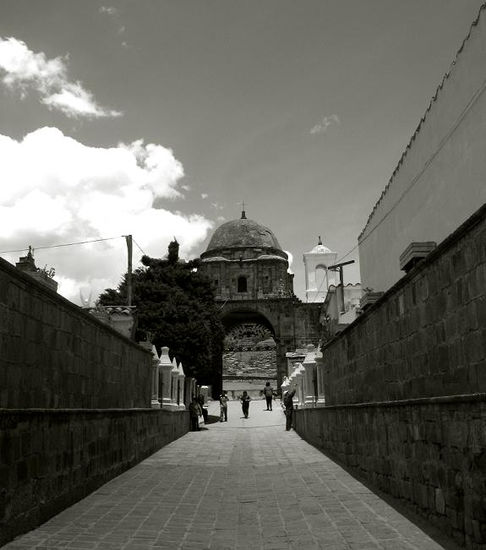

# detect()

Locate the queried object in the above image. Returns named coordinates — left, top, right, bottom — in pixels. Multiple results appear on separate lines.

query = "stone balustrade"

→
left=151, top=345, right=195, bottom=411
left=285, top=343, right=325, bottom=409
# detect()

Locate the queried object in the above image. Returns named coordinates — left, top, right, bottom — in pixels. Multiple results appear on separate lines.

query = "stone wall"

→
left=0, top=257, right=190, bottom=545
left=0, top=256, right=152, bottom=409
left=325, top=204, right=486, bottom=405
left=223, top=349, right=276, bottom=378
left=295, top=396, right=486, bottom=548
left=294, top=205, right=486, bottom=548
left=0, top=408, right=189, bottom=546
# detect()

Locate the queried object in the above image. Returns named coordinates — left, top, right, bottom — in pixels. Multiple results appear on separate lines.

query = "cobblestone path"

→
left=3, top=401, right=449, bottom=550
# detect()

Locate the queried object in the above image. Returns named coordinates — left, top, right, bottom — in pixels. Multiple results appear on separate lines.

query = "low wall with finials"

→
left=0, top=257, right=189, bottom=546
left=293, top=204, right=486, bottom=549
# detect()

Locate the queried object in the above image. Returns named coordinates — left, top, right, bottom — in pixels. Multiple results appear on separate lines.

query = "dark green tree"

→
left=98, top=241, right=224, bottom=394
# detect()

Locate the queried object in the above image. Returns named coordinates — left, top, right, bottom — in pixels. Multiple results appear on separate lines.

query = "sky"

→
left=0, top=0, right=484, bottom=303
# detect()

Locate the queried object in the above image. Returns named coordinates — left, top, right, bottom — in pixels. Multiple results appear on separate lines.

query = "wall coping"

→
left=323, top=202, right=486, bottom=350
left=0, top=256, right=151, bottom=355
left=305, top=393, right=486, bottom=410
left=0, top=408, right=188, bottom=416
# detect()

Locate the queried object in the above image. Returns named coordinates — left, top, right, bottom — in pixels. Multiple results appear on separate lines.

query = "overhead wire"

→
left=0, top=235, right=123, bottom=255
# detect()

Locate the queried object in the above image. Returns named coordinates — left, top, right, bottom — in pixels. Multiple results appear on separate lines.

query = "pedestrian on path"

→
left=240, top=391, right=251, bottom=418
left=283, top=389, right=296, bottom=431
left=197, top=393, right=208, bottom=424
left=219, top=391, right=229, bottom=422
left=189, top=397, right=202, bottom=431
left=263, top=381, right=274, bottom=410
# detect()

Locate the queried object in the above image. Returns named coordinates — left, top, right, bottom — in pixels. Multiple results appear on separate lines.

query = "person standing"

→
left=197, top=393, right=208, bottom=424
left=240, top=391, right=251, bottom=418
left=189, top=397, right=202, bottom=431
left=219, top=391, right=229, bottom=422
left=283, top=390, right=296, bottom=431
left=263, top=381, right=274, bottom=411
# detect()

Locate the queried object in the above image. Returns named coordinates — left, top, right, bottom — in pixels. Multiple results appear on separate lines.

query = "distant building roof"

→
left=206, top=211, right=283, bottom=252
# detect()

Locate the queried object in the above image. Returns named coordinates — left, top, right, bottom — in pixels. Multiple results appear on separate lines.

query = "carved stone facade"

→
left=199, top=211, right=321, bottom=391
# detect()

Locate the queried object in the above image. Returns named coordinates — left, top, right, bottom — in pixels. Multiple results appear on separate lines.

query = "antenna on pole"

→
left=328, top=260, right=355, bottom=314
left=125, top=235, right=133, bottom=307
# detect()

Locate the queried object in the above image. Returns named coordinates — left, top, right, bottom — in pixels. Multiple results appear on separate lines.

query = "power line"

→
left=0, top=236, right=123, bottom=255
left=132, top=238, right=147, bottom=256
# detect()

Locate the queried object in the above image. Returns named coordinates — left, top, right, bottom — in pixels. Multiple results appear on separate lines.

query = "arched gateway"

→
left=199, top=210, right=321, bottom=397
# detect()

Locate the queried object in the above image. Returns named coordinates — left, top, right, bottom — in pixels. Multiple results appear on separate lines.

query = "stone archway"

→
left=221, top=310, right=278, bottom=400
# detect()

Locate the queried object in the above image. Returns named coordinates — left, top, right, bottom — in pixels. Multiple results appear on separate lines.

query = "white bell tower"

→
left=303, top=236, right=338, bottom=302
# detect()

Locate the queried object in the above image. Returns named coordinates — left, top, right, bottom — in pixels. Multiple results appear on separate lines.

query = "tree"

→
left=98, top=241, right=224, bottom=394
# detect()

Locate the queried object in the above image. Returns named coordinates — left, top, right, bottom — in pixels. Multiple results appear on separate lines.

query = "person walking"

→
left=197, top=393, right=208, bottom=424
left=263, top=381, right=274, bottom=411
left=219, top=391, right=229, bottom=422
left=240, top=391, right=251, bottom=418
left=189, top=397, right=202, bottom=431
left=283, top=389, right=296, bottom=431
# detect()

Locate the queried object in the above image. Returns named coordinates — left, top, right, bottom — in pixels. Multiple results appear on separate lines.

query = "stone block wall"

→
left=0, top=408, right=189, bottom=546
left=324, top=204, right=486, bottom=405
left=0, top=257, right=191, bottom=545
left=0, top=257, right=152, bottom=409
left=295, top=396, right=486, bottom=548
left=294, top=205, right=486, bottom=548
left=223, top=349, right=276, bottom=378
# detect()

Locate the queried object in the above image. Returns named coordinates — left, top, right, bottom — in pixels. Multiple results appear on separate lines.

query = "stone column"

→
left=303, top=344, right=316, bottom=407
left=159, top=346, right=175, bottom=410
left=151, top=345, right=161, bottom=408
left=316, top=348, right=325, bottom=406
left=171, top=358, right=180, bottom=407
left=281, top=376, right=290, bottom=401
left=293, top=363, right=304, bottom=408
left=177, top=362, right=186, bottom=410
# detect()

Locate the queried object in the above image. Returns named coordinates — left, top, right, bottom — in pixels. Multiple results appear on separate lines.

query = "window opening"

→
left=237, top=276, right=247, bottom=293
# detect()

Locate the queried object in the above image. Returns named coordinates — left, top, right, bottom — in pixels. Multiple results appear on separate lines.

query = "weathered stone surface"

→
left=0, top=408, right=189, bottom=547
left=295, top=397, right=486, bottom=548
left=0, top=257, right=152, bottom=409
left=323, top=204, right=486, bottom=405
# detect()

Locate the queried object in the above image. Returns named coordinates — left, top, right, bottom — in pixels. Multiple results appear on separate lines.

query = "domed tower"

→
left=200, top=209, right=294, bottom=300
left=199, top=210, right=321, bottom=396
left=303, top=236, right=338, bottom=302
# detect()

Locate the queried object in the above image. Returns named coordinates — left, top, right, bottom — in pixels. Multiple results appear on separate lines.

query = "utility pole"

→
left=125, top=235, right=133, bottom=307
left=328, top=260, right=355, bottom=314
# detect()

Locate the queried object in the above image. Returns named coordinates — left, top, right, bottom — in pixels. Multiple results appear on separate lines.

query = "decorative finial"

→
left=318, top=236, right=322, bottom=245
left=241, top=201, right=247, bottom=219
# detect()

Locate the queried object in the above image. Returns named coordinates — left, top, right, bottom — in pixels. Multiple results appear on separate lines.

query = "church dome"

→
left=205, top=212, right=283, bottom=252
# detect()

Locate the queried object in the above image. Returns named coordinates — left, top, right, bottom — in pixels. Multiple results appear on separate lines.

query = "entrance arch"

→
left=221, top=310, right=278, bottom=399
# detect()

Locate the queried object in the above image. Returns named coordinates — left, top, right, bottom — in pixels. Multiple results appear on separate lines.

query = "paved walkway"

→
left=3, top=400, right=449, bottom=550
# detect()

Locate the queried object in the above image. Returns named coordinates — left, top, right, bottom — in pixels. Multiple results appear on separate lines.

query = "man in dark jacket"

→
left=263, top=381, right=274, bottom=411
left=283, top=390, right=296, bottom=431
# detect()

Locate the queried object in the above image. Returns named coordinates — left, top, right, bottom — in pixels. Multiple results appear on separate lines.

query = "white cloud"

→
left=0, top=127, right=213, bottom=303
left=201, top=193, right=208, bottom=199
left=0, top=37, right=121, bottom=118
left=99, top=6, right=117, bottom=16
left=310, top=114, right=340, bottom=135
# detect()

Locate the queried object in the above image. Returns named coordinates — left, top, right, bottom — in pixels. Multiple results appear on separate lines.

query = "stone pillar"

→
left=151, top=345, right=161, bottom=408
left=293, top=363, right=304, bottom=408
left=159, top=346, right=175, bottom=410
left=316, top=348, right=325, bottom=406
left=171, top=358, right=180, bottom=407
left=185, top=377, right=195, bottom=408
left=303, top=344, right=316, bottom=407
left=177, top=362, right=186, bottom=410
left=281, top=376, right=290, bottom=400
